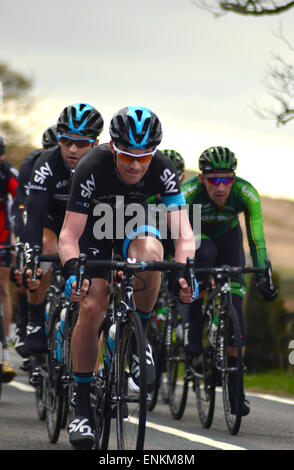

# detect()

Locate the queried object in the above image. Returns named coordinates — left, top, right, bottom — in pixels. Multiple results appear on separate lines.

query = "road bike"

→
left=29, top=247, right=79, bottom=443
left=82, top=255, right=196, bottom=450
left=192, top=263, right=271, bottom=435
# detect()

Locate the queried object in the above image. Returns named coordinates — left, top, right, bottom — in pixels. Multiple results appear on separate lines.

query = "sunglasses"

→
left=203, top=176, right=235, bottom=186
left=58, top=135, right=95, bottom=148
left=113, top=143, right=156, bottom=164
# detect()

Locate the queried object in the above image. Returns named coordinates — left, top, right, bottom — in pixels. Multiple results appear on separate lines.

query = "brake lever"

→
left=76, top=253, right=87, bottom=296
left=32, top=245, right=41, bottom=282
left=185, top=257, right=197, bottom=300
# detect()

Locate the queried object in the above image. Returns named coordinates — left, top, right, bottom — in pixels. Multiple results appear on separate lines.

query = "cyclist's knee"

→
left=128, top=236, right=163, bottom=261
left=42, top=229, right=58, bottom=254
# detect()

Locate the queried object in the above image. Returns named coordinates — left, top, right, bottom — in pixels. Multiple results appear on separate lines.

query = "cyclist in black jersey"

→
left=182, top=146, right=278, bottom=417
left=58, top=106, right=197, bottom=450
left=23, top=104, right=104, bottom=355
left=11, top=125, right=58, bottom=358
left=0, top=135, right=19, bottom=382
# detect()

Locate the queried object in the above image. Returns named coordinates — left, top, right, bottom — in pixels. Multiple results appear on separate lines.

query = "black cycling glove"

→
left=256, top=277, right=278, bottom=302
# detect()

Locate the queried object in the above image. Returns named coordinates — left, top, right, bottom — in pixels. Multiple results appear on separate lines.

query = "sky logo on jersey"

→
left=80, top=174, right=95, bottom=198
left=160, top=168, right=177, bottom=193
left=33, top=162, right=53, bottom=185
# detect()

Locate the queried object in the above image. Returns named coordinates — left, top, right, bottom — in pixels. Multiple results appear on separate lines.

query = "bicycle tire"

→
left=167, top=337, right=188, bottom=420
left=219, top=305, right=243, bottom=435
left=146, top=318, right=166, bottom=411
left=46, top=307, right=64, bottom=444
left=61, top=302, right=79, bottom=430
left=34, top=355, right=47, bottom=421
left=91, top=326, right=112, bottom=450
left=116, top=310, right=147, bottom=450
left=194, top=310, right=216, bottom=428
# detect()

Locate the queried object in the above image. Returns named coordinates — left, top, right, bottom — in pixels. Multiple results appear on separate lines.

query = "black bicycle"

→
left=29, top=247, right=79, bottom=443
left=193, top=263, right=271, bottom=435
left=81, top=255, right=196, bottom=450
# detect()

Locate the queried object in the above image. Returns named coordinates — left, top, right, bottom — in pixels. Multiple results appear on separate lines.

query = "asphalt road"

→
left=1, top=350, right=293, bottom=453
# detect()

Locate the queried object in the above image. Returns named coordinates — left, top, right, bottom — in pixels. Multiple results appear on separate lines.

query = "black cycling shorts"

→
left=79, top=204, right=162, bottom=279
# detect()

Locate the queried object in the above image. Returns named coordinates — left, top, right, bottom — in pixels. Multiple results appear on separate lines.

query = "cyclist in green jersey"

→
left=181, top=146, right=278, bottom=416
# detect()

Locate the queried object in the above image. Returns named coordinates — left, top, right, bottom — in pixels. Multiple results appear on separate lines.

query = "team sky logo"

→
left=33, top=162, right=53, bottom=185
left=80, top=174, right=95, bottom=198
left=160, top=168, right=177, bottom=193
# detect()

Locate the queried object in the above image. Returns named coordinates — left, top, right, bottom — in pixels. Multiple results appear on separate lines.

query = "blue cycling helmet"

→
left=109, top=106, right=162, bottom=149
left=57, top=103, right=104, bottom=138
left=42, top=125, right=58, bottom=149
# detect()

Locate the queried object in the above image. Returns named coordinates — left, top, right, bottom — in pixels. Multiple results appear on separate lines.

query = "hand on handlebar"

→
left=256, top=277, right=278, bottom=302
left=177, top=277, right=198, bottom=303
left=64, top=275, right=91, bottom=301
left=23, top=267, right=43, bottom=292
left=256, top=260, right=278, bottom=302
left=168, top=272, right=199, bottom=303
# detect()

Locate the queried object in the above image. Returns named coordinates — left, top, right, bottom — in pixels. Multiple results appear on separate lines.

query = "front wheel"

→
left=46, top=312, right=64, bottom=443
left=116, top=310, right=147, bottom=450
left=167, top=338, right=188, bottom=420
left=219, top=305, right=243, bottom=435
left=194, top=311, right=216, bottom=428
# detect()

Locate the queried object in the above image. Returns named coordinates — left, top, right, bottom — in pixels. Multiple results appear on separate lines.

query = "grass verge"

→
left=244, top=369, right=294, bottom=398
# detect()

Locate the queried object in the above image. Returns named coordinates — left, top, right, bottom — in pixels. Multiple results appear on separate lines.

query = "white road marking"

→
left=8, top=380, right=35, bottom=392
left=143, top=419, right=246, bottom=450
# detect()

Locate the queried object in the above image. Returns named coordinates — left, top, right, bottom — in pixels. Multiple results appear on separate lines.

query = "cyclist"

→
left=182, top=146, right=278, bottom=417
left=0, top=135, right=19, bottom=382
left=58, top=106, right=197, bottom=450
left=11, top=125, right=58, bottom=358
left=23, top=104, right=104, bottom=355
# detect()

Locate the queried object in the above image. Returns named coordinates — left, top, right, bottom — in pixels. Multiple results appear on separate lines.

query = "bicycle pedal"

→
left=30, top=372, right=42, bottom=386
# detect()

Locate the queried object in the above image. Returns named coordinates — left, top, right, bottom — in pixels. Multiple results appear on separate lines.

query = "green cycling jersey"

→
left=181, top=174, right=268, bottom=269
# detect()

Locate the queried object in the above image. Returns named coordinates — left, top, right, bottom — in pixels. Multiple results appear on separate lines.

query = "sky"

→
left=1, top=0, right=294, bottom=201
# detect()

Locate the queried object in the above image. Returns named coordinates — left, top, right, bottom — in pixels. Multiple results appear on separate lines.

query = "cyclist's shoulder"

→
left=32, top=145, right=61, bottom=168
left=75, top=143, right=112, bottom=171
left=232, top=176, right=261, bottom=204
left=181, top=174, right=202, bottom=197
left=1, top=160, right=19, bottom=179
left=20, top=148, right=43, bottom=169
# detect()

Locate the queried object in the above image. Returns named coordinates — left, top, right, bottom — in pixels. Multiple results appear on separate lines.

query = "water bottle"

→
left=105, top=324, right=116, bottom=367
left=56, top=306, right=67, bottom=363
left=44, top=301, right=50, bottom=334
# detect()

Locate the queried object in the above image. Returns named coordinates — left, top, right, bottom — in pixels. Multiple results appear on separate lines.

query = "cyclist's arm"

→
left=58, top=210, right=88, bottom=265
left=162, top=192, right=195, bottom=262
left=24, top=156, right=53, bottom=250
left=166, top=207, right=195, bottom=262
left=238, top=180, right=268, bottom=268
left=6, top=170, right=18, bottom=199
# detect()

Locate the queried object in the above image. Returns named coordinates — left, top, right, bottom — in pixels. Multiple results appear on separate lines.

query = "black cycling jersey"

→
left=67, top=143, right=185, bottom=215
left=24, top=146, right=72, bottom=250
left=12, top=148, right=43, bottom=240
left=67, top=143, right=186, bottom=278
